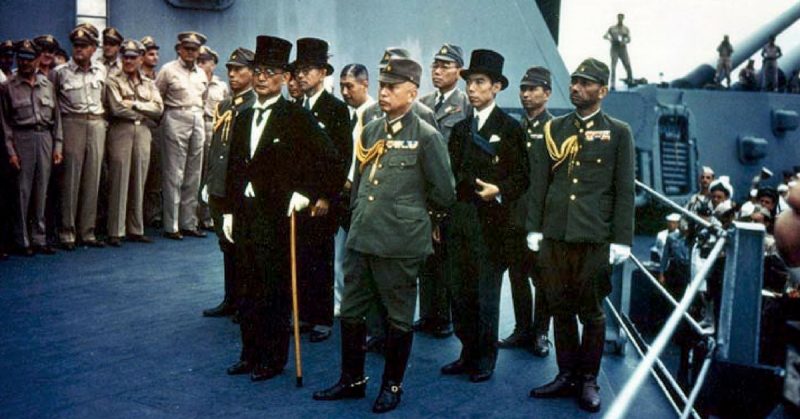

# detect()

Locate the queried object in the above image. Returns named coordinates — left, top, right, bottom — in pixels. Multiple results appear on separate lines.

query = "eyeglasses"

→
left=254, top=66, right=284, bottom=76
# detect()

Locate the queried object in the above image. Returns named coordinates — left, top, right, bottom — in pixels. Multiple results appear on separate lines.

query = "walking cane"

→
left=290, top=210, right=303, bottom=387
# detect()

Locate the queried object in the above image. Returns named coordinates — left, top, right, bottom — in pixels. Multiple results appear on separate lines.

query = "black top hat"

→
left=294, top=37, right=333, bottom=75
left=255, top=35, right=292, bottom=69
left=460, top=49, right=508, bottom=90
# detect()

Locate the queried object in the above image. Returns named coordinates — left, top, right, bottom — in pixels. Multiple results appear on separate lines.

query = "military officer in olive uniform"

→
left=197, top=46, right=229, bottom=231
left=101, top=27, right=124, bottom=75
left=441, top=49, right=529, bottom=383
left=313, top=57, right=455, bottom=414
left=362, top=47, right=438, bottom=129
left=55, top=24, right=107, bottom=249
left=105, top=40, right=164, bottom=246
left=499, top=66, right=553, bottom=356
left=155, top=31, right=209, bottom=239
left=140, top=36, right=163, bottom=228
left=201, top=47, right=256, bottom=318
left=1, top=39, right=63, bottom=256
left=527, top=58, right=635, bottom=412
left=415, top=43, right=471, bottom=338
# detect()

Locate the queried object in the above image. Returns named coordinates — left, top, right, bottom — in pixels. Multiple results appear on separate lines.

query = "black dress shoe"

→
left=309, top=328, right=332, bottom=343
left=372, top=381, right=403, bottom=413
left=61, top=242, right=76, bottom=251
left=578, top=375, right=601, bottom=412
left=107, top=237, right=122, bottom=247
left=531, top=334, right=550, bottom=357
left=34, top=245, right=56, bottom=255
left=162, top=231, right=183, bottom=240
left=180, top=229, right=207, bottom=238
left=226, top=360, right=254, bottom=375
left=312, top=376, right=368, bottom=400
left=530, top=373, right=579, bottom=398
left=250, top=364, right=282, bottom=381
left=469, top=369, right=493, bottom=383
left=441, top=358, right=471, bottom=375
left=498, top=328, right=533, bottom=349
left=203, top=302, right=235, bottom=317
left=83, top=239, right=105, bottom=248
left=127, top=234, right=153, bottom=243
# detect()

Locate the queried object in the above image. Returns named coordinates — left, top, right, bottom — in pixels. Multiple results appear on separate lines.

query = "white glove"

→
left=609, top=243, right=631, bottom=265
left=244, top=182, right=255, bottom=198
left=527, top=232, right=543, bottom=252
left=222, top=214, right=234, bottom=243
left=287, top=192, right=310, bottom=217
left=201, top=185, right=209, bottom=204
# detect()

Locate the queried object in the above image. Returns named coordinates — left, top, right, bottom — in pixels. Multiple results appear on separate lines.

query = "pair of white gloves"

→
left=222, top=192, right=310, bottom=243
left=526, top=232, right=631, bottom=265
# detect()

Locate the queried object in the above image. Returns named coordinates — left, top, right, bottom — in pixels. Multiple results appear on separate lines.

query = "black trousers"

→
left=210, top=195, right=237, bottom=304
left=507, top=225, right=550, bottom=335
left=418, top=240, right=450, bottom=325
left=234, top=200, right=290, bottom=368
left=296, top=213, right=335, bottom=328
left=445, top=202, right=507, bottom=372
left=537, top=239, right=609, bottom=376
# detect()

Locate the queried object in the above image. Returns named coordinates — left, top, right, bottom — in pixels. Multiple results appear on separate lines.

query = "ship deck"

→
left=0, top=231, right=675, bottom=418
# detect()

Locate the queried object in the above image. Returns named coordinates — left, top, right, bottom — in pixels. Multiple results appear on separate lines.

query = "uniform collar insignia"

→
left=234, top=96, right=243, bottom=105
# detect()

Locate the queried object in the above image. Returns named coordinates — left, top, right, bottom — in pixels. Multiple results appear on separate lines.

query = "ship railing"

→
left=604, top=180, right=767, bottom=419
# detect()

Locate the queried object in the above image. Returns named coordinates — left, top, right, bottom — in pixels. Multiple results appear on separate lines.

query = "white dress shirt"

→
left=347, top=96, right=376, bottom=182
left=473, top=101, right=496, bottom=131
left=245, top=94, right=281, bottom=197
left=303, top=86, right=324, bottom=110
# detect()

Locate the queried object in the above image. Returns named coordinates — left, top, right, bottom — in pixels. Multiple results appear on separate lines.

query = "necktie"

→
left=255, top=107, right=267, bottom=125
left=303, top=97, right=311, bottom=110
left=472, top=114, right=480, bottom=132
left=434, top=94, right=445, bottom=113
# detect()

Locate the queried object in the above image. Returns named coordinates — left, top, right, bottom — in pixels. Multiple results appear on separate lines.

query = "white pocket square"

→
left=489, top=134, right=501, bottom=143
left=273, top=138, right=280, bottom=143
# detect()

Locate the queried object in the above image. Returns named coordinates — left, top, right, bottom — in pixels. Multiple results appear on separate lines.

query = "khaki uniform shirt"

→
left=204, top=75, right=229, bottom=119
left=54, top=60, right=107, bottom=115
left=155, top=59, right=207, bottom=109
left=106, top=71, right=164, bottom=123
left=103, top=57, right=122, bottom=77
left=1, top=73, right=63, bottom=156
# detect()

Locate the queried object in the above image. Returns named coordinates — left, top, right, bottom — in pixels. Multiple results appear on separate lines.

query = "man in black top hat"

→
left=440, top=49, right=529, bottom=383
left=292, top=37, right=351, bottom=343
left=201, top=47, right=256, bottom=318
left=222, top=35, right=341, bottom=382
left=499, top=66, right=554, bottom=356
left=527, top=58, right=635, bottom=412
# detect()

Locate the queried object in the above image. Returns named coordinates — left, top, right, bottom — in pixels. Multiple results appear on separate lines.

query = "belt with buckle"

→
left=17, top=125, right=50, bottom=132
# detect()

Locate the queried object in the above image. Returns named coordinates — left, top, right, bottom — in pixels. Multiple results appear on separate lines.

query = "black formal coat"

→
left=447, top=105, right=529, bottom=263
left=306, top=90, right=352, bottom=235
left=224, top=96, right=340, bottom=249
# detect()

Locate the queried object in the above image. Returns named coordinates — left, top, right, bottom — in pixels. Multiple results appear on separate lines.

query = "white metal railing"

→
left=603, top=179, right=732, bottom=419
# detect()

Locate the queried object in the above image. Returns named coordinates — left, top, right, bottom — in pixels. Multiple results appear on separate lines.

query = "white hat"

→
left=778, top=184, right=789, bottom=193
left=666, top=213, right=681, bottom=222
left=701, top=166, right=715, bottom=176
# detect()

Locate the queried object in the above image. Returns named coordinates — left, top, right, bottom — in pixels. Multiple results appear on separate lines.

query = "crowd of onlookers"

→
left=650, top=165, right=800, bottom=386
